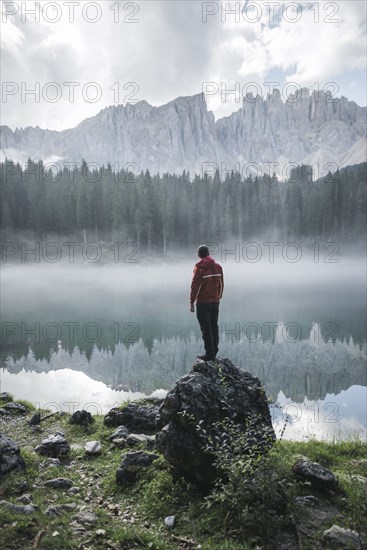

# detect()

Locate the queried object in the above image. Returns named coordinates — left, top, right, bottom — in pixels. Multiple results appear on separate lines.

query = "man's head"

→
left=198, top=244, right=210, bottom=258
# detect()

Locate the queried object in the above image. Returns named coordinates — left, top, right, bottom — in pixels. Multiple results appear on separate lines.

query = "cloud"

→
left=0, top=0, right=366, bottom=130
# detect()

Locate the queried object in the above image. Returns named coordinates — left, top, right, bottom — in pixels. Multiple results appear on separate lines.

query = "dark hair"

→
left=198, top=245, right=210, bottom=258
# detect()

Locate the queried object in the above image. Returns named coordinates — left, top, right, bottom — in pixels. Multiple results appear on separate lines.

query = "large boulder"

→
left=292, top=457, right=339, bottom=492
left=104, top=397, right=163, bottom=434
left=0, top=434, right=26, bottom=477
left=155, top=358, right=275, bottom=485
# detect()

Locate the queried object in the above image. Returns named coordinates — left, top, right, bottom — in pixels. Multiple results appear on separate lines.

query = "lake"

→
left=1, top=249, right=366, bottom=441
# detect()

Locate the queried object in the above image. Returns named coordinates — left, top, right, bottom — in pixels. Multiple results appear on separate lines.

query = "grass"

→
left=15, top=399, right=37, bottom=412
left=0, top=407, right=366, bottom=550
left=0, top=395, right=37, bottom=413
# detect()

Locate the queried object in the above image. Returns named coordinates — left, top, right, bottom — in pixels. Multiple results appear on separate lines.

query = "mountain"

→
left=1, top=89, right=366, bottom=177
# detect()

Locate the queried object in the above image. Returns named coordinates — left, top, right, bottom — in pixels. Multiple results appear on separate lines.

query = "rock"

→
left=28, top=412, right=41, bottom=425
left=322, top=525, right=364, bottom=549
left=46, top=503, right=78, bottom=516
left=0, top=500, right=35, bottom=514
left=104, top=398, right=163, bottom=433
left=35, top=433, right=70, bottom=458
left=72, top=510, right=98, bottom=527
left=126, top=434, right=156, bottom=450
left=0, top=408, right=10, bottom=416
left=4, top=402, right=27, bottom=414
left=16, top=480, right=28, bottom=493
left=96, top=529, right=106, bottom=536
left=69, top=410, right=94, bottom=426
left=85, top=441, right=102, bottom=455
left=68, top=486, right=80, bottom=494
left=349, top=474, right=367, bottom=488
left=0, top=392, right=12, bottom=402
left=292, top=457, right=339, bottom=491
left=45, top=505, right=61, bottom=517
left=0, top=433, right=26, bottom=477
left=44, top=477, right=74, bottom=489
left=59, top=503, right=78, bottom=511
left=116, top=450, right=159, bottom=486
left=293, top=495, right=319, bottom=506
left=155, top=358, right=275, bottom=485
left=111, top=437, right=128, bottom=448
left=109, top=425, right=130, bottom=441
left=17, top=494, right=33, bottom=505
left=47, top=458, right=61, bottom=468
left=165, top=515, right=176, bottom=528
left=71, top=524, right=88, bottom=537
left=3, top=91, right=365, bottom=177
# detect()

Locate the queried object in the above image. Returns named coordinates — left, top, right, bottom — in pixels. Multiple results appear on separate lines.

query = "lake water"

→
left=1, top=253, right=366, bottom=442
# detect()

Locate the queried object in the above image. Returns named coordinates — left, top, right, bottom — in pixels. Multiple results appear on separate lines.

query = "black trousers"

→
left=196, top=302, right=219, bottom=359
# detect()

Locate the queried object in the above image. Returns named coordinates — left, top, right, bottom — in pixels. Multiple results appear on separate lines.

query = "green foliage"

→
left=0, top=392, right=14, bottom=403
left=337, top=471, right=367, bottom=531
left=1, top=409, right=366, bottom=549
left=112, top=525, right=168, bottom=549
left=137, top=461, right=181, bottom=518
left=275, top=438, right=367, bottom=469
left=200, top=540, right=255, bottom=550
left=15, top=399, right=37, bottom=412
left=196, top=415, right=285, bottom=539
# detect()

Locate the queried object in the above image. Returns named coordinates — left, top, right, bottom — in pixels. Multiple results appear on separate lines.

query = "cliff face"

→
left=217, top=88, right=366, bottom=172
left=1, top=89, right=366, bottom=176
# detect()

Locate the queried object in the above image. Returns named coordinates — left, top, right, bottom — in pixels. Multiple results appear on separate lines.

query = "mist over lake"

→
left=1, top=253, right=366, bottom=441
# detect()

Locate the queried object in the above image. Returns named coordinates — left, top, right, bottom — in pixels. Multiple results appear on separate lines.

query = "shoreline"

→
left=1, top=394, right=366, bottom=549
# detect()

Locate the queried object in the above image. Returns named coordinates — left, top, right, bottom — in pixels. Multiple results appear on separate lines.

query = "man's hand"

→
left=190, top=303, right=195, bottom=312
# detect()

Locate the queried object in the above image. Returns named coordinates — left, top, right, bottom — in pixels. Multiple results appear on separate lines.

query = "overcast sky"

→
left=1, top=0, right=366, bottom=131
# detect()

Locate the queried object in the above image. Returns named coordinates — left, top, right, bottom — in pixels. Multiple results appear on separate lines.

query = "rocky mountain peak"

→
left=1, top=90, right=365, bottom=176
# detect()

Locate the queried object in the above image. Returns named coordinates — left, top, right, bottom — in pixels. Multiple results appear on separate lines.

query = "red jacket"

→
left=190, top=255, right=224, bottom=304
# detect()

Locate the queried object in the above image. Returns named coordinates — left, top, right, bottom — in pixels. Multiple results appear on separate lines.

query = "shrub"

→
left=196, top=414, right=287, bottom=539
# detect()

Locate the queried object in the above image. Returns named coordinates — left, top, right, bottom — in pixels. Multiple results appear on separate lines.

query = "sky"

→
left=1, top=0, right=366, bottom=131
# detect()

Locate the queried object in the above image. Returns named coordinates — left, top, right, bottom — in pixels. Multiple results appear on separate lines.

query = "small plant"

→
left=196, top=414, right=286, bottom=540
left=16, top=399, right=37, bottom=411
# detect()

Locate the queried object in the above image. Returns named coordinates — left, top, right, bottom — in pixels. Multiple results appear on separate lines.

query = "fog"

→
left=1, top=255, right=366, bottom=440
left=1, top=253, right=366, bottom=342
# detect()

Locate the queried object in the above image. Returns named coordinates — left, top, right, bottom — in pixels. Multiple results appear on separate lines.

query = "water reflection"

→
left=2, top=323, right=366, bottom=400
left=1, top=259, right=366, bottom=441
left=272, top=385, right=367, bottom=441
left=0, top=368, right=167, bottom=415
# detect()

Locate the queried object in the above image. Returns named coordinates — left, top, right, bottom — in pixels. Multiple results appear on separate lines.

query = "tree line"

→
left=1, top=159, right=366, bottom=251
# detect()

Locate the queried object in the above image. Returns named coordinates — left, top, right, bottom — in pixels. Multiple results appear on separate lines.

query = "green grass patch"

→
left=16, top=399, right=37, bottom=412
left=1, top=411, right=366, bottom=550
left=0, top=392, right=14, bottom=404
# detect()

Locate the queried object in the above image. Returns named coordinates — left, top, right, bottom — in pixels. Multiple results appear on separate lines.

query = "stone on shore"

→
left=0, top=433, right=26, bottom=477
left=0, top=500, right=36, bottom=514
left=104, top=398, right=163, bottom=433
left=85, top=441, right=102, bottom=455
left=292, top=457, right=339, bottom=491
left=69, top=410, right=94, bottom=426
left=44, top=477, right=74, bottom=489
left=35, top=433, right=70, bottom=458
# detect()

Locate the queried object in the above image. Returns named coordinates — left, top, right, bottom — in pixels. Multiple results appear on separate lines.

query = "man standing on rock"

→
left=190, top=245, right=224, bottom=361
